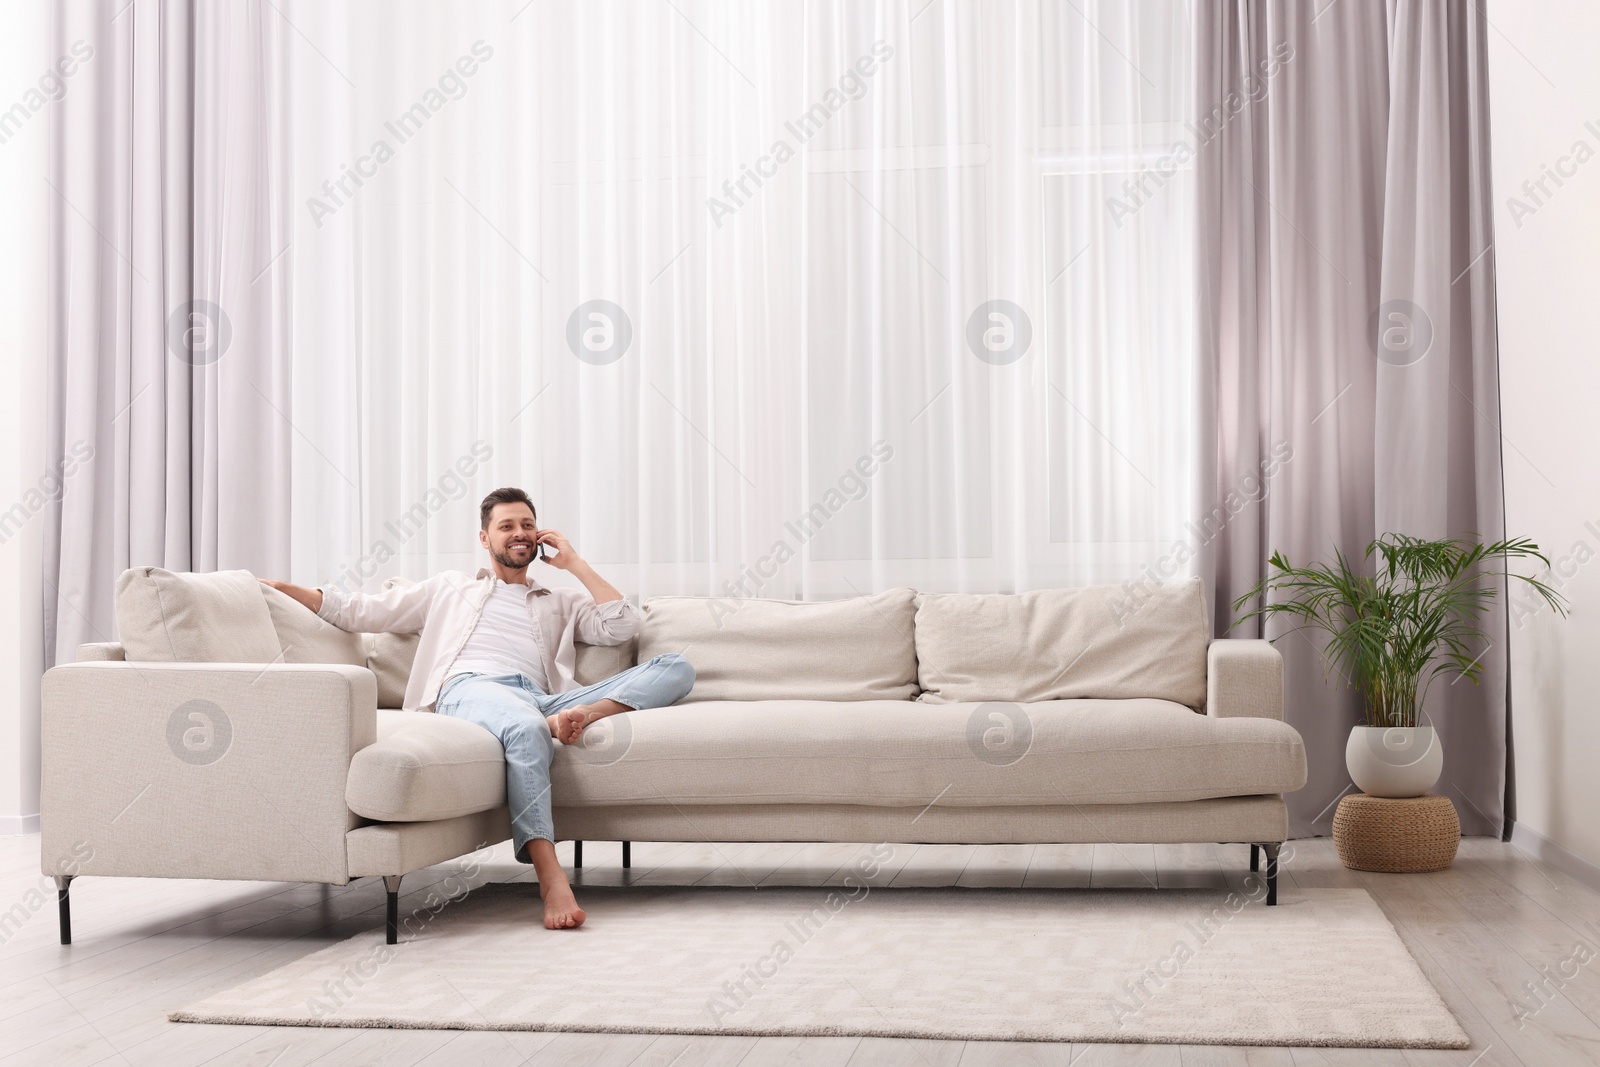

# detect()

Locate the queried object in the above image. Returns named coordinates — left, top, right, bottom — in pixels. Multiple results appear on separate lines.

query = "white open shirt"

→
left=317, top=569, right=641, bottom=710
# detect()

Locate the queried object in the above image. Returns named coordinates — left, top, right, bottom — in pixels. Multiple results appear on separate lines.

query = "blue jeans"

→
left=436, top=652, right=694, bottom=863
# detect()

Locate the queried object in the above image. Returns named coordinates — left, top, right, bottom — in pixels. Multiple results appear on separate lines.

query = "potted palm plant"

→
left=1232, top=534, right=1564, bottom=798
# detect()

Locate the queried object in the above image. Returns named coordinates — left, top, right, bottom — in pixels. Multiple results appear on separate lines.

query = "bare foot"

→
left=525, top=839, right=586, bottom=928
left=553, top=700, right=630, bottom=745
left=545, top=709, right=587, bottom=745
left=540, top=880, right=586, bottom=929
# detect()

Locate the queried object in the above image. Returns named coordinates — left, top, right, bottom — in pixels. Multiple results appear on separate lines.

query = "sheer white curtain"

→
left=281, top=0, right=1196, bottom=601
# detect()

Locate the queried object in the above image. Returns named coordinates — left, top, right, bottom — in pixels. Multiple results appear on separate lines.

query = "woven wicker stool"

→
left=1333, top=794, right=1459, bottom=873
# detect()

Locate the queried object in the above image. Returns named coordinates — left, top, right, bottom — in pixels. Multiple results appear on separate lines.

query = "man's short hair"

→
left=480, top=487, right=536, bottom=530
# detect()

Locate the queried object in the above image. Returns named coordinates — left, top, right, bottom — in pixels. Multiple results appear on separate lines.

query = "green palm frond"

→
left=1228, top=533, right=1565, bottom=727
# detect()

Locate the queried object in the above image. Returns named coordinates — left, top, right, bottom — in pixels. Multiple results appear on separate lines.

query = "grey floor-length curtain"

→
left=44, top=0, right=292, bottom=667
left=1199, top=0, right=1509, bottom=837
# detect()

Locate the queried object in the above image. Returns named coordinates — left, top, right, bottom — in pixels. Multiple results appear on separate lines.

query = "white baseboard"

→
left=0, top=813, right=39, bottom=836
left=1510, top=822, right=1600, bottom=894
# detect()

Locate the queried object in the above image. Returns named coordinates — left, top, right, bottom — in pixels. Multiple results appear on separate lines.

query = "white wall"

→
left=0, top=1, right=50, bottom=834
left=1488, top=1, right=1600, bottom=871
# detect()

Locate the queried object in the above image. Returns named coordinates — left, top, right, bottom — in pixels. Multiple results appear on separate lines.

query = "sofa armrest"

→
left=41, top=661, right=378, bottom=885
left=1206, top=639, right=1284, bottom=720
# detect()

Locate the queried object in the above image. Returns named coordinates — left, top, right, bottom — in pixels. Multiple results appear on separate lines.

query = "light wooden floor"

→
left=1, top=833, right=1597, bottom=1066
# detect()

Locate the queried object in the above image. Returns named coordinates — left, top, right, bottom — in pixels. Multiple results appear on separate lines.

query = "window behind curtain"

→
left=283, top=0, right=1195, bottom=598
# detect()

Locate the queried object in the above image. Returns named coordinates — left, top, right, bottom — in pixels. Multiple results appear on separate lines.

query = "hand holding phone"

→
left=534, top=529, right=575, bottom=569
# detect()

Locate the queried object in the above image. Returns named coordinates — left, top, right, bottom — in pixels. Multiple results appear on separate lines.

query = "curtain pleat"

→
left=1199, top=0, right=1509, bottom=837
left=45, top=0, right=291, bottom=667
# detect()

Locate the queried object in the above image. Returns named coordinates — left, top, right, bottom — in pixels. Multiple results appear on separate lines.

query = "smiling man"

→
left=260, top=487, right=694, bottom=929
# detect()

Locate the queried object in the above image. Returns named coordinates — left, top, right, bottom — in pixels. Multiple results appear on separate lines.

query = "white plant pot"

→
left=1346, top=726, right=1444, bottom=798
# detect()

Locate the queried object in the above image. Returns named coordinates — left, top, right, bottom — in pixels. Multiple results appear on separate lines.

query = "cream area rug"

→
left=171, top=884, right=1468, bottom=1048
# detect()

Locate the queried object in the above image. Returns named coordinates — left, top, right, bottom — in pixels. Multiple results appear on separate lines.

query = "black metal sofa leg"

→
left=55, top=876, right=73, bottom=945
left=384, top=875, right=402, bottom=945
left=1263, top=842, right=1280, bottom=905
left=1250, top=843, right=1259, bottom=872
left=623, top=841, right=631, bottom=869
left=574, top=840, right=582, bottom=869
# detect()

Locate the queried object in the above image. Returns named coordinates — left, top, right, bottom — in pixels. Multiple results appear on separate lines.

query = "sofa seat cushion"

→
left=551, top=699, right=1306, bottom=808
left=346, top=710, right=505, bottom=822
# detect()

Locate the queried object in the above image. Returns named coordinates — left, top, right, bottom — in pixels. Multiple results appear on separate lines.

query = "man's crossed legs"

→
left=436, top=652, right=695, bottom=929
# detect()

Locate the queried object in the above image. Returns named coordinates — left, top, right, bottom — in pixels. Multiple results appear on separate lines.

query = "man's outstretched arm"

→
left=259, top=577, right=432, bottom=633
left=260, top=579, right=322, bottom=614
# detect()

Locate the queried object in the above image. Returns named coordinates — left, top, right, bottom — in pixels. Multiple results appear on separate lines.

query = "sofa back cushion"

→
left=636, top=588, right=919, bottom=701
left=358, top=578, right=423, bottom=707
left=115, top=567, right=283, bottom=663
left=574, top=639, right=638, bottom=688
left=261, top=583, right=368, bottom=666
left=366, top=631, right=420, bottom=708
left=913, top=579, right=1209, bottom=706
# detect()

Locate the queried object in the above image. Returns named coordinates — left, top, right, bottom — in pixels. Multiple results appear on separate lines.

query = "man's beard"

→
left=491, top=541, right=535, bottom=571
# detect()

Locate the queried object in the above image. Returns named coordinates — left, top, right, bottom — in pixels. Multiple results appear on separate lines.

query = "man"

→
left=261, top=487, right=693, bottom=929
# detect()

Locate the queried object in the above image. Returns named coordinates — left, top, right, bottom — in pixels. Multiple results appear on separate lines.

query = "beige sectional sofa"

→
left=40, top=568, right=1305, bottom=945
